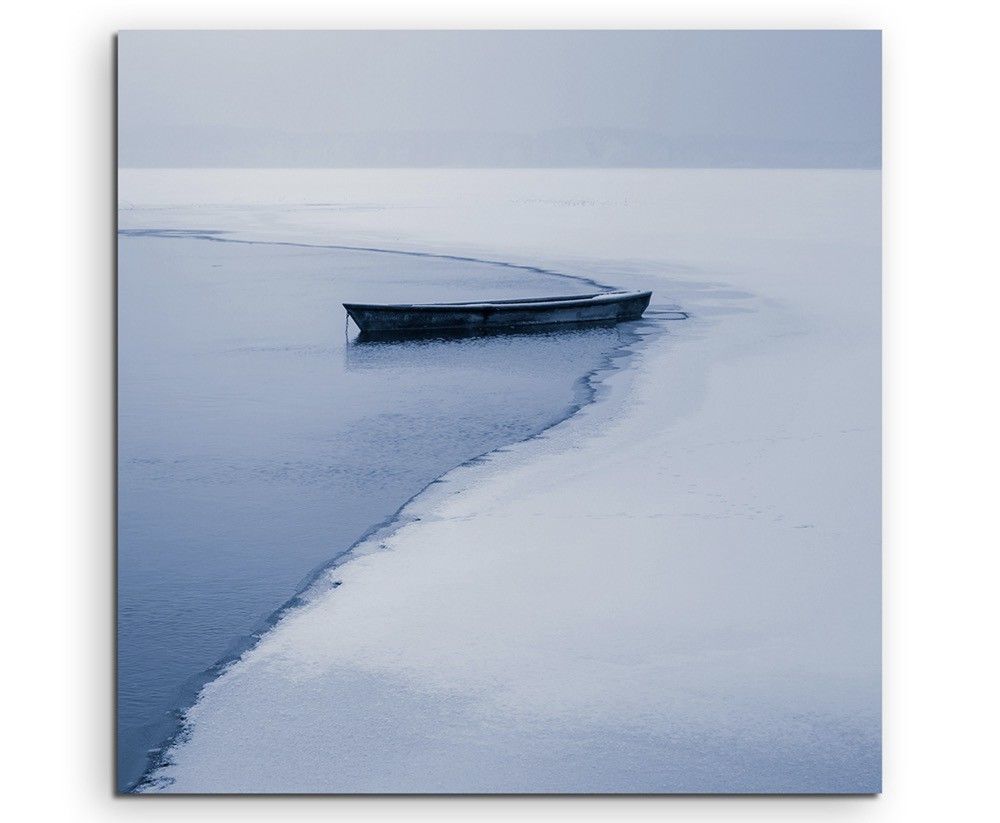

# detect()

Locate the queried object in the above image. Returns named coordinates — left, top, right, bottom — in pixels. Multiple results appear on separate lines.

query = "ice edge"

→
left=129, top=233, right=675, bottom=792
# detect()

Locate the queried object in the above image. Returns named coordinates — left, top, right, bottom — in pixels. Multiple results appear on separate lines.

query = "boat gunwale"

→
left=343, top=290, right=651, bottom=313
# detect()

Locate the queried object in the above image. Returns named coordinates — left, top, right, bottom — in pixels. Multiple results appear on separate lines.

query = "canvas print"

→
left=116, top=30, right=881, bottom=794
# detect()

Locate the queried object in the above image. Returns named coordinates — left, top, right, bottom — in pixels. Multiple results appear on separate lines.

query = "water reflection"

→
left=345, top=319, right=643, bottom=372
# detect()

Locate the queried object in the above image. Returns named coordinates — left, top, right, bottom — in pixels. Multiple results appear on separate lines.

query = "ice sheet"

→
left=123, top=169, right=881, bottom=793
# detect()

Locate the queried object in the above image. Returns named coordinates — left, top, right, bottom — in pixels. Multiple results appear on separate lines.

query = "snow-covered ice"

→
left=121, top=169, right=881, bottom=793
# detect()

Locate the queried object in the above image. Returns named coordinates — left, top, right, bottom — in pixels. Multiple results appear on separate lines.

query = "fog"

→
left=118, top=30, right=880, bottom=168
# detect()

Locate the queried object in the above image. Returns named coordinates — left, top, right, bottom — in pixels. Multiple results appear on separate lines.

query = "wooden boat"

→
left=344, top=290, right=652, bottom=334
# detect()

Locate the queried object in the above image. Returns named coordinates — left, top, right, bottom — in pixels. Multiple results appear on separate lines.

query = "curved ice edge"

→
left=135, top=318, right=662, bottom=793
left=117, top=227, right=617, bottom=293
left=127, top=231, right=673, bottom=792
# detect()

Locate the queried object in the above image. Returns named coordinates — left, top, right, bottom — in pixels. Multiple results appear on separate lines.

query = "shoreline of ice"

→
left=126, top=252, right=652, bottom=792
left=122, top=169, right=881, bottom=793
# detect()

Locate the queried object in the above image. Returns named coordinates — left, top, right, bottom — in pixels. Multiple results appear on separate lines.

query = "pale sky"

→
left=118, top=30, right=881, bottom=168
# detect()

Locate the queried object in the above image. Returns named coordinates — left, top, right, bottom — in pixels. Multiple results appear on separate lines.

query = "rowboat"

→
left=344, top=290, right=652, bottom=335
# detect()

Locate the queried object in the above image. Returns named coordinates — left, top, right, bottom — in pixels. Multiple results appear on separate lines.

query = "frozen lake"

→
left=120, top=168, right=880, bottom=793
left=116, top=231, right=637, bottom=790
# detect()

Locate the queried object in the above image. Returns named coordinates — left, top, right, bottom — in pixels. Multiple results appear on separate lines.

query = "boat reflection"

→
left=344, top=318, right=643, bottom=371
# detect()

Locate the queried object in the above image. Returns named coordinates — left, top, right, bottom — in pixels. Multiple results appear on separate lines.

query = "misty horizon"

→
left=118, top=30, right=881, bottom=169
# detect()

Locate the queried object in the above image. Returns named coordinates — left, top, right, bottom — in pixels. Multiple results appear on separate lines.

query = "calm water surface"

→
left=117, top=234, right=635, bottom=790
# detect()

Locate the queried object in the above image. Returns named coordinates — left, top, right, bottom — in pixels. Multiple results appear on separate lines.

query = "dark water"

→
left=117, top=233, right=636, bottom=791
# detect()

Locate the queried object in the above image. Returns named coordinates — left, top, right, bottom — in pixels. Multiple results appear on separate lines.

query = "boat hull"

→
left=344, top=291, right=652, bottom=334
